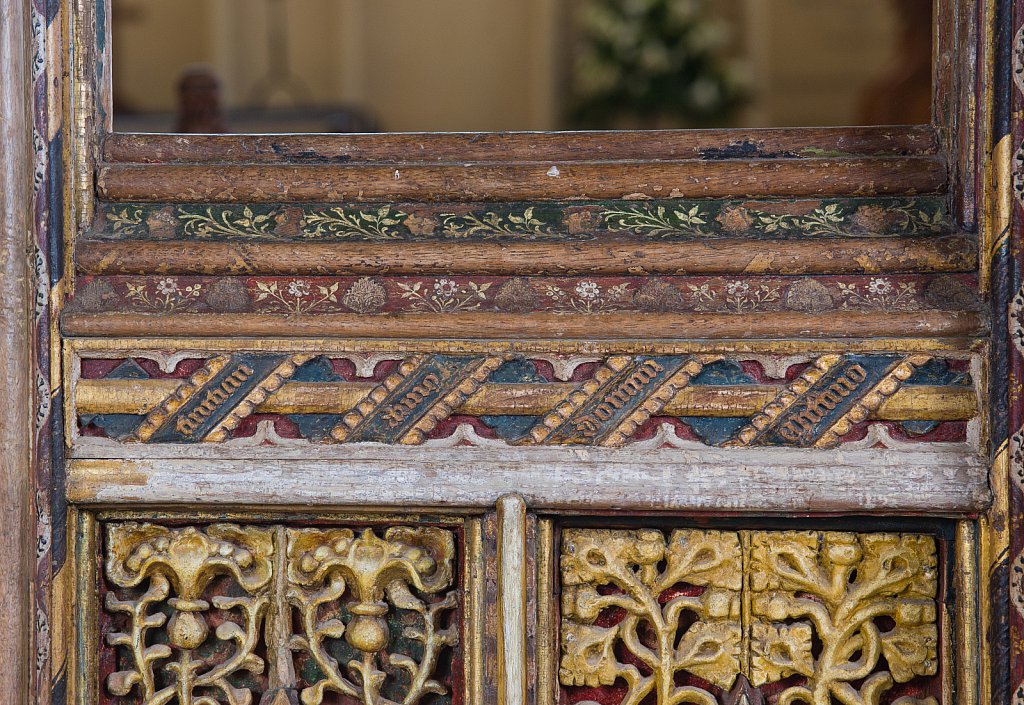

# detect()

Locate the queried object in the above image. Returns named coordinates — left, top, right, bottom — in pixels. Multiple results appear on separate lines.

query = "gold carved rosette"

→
left=557, top=529, right=942, bottom=705
left=100, top=522, right=461, bottom=705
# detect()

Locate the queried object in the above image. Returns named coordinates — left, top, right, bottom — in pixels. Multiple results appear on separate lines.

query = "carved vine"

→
left=104, top=523, right=275, bottom=705
left=102, top=523, right=460, bottom=705
left=558, top=529, right=941, bottom=705
left=559, top=529, right=743, bottom=705
left=286, top=527, right=459, bottom=705
left=748, top=531, right=939, bottom=705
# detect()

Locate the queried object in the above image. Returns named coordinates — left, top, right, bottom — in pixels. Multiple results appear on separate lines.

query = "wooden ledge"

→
left=96, top=157, right=947, bottom=203
left=103, top=126, right=941, bottom=163
left=65, top=445, right=989, bottom=514
left=61, top=310, right=986, bottom=340
left=75, top=234, right=976, bottom=276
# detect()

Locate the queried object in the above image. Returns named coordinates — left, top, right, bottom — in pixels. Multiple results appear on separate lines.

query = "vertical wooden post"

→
left=955, top=520, right=980, bottom=705
left=497, top=494, right=527, bottom=705
left=0, top=0, right=34, bottom=702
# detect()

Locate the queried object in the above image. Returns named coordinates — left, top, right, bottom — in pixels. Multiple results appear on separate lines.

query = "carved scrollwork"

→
left=285, top=526, right=459, bottom=705
left=748, top=531, right=939, bottom=705
left=558, top=529, right=942, bottom=705
left=101, top=522, right=461, bottom=705
left=559, top=528, right=743, bottom=705
left=104, top=523, right=276, bottom=705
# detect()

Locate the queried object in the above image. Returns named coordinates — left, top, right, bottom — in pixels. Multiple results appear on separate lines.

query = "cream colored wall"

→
left=113, top=0, right=908, bottom=131
left=738, top=0, right=901, bottom=126
left=359, top=0, right=553, bottom=131
left=114, top=0, right=558, bottom=131
left=114, top=0, right=215, bottom=112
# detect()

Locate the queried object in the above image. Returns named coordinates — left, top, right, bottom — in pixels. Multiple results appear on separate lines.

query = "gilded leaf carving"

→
left=558, top=529, right=942, bottom=705
left=104, top=523, right=275, bottom=705
left=559, top=528, right=743, bottom=705
left=101, top=522, right=461, bottom=705
left=747, top=531, right=939, bottom=705
left=286, top=526, right=459, bottom=705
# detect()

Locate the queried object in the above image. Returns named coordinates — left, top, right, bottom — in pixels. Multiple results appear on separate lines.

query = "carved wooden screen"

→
left=20, top=1, right=1012, bottom=705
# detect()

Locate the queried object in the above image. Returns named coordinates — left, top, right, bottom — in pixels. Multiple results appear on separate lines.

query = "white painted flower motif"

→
left=725, top=281, right=750, bottom=296
left=287, top=280, right=311, bottom=297
left=575, top=281, right=600, bottom=299
left=434, top=279, right=458, bottom=297
left=867, top=278, right=893, bottom=295
left=156, top=278, right=179, bottom=296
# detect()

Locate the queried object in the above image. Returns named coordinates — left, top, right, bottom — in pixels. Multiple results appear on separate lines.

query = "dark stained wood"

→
left=95, top=157, right=948, bottom=203
left=61, top=310, right=985, bottom=340
left=102, top=126, right=942, bottom=164
left=75, top=235, right=977, bottom=276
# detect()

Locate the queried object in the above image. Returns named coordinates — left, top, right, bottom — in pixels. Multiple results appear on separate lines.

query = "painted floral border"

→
left=73, top=274, right=980, bottom=315
left=95, top=196, right=952, bottom=242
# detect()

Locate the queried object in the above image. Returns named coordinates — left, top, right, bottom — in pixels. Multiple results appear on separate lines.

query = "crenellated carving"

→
left=558, top=529, right=942, bottom=705
left=101, top=522, right=461, bottom=705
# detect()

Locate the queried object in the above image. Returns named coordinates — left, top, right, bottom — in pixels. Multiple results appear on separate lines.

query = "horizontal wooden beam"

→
left=96, top=158, right=947, bottom=203
left=75, top=235, right=976, bottom=276
left=65, top=446, right=989, bottom=514
left=103, top=126, right=941, bottom=164
left=61, top=310, right=986, bottom=340
left=74, top=379, right=977, bottom=421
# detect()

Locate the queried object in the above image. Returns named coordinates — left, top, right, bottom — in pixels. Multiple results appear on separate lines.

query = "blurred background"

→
left=111, top=0, right=933, bottom=133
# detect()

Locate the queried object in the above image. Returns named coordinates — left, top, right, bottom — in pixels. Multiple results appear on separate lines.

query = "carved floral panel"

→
left=100, top=522, right=462, bottom=705
left=558, top=529, right=942, bottom=705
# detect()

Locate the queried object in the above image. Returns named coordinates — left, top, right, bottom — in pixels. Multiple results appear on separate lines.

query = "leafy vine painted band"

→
left=96, top=196, right=952, bottom=242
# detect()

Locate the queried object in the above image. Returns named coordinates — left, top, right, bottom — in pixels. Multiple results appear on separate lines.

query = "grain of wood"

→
left=102, top=126, right=941, bottom=163
left=96, top=158, right=947, bottom=203
left=0, top=0, right=34, bottom=701
left=65, top=446, right=990, bottom=513
left=74, top=235, right=977, bottom=276
left=61, top=310, right=986, bottom=340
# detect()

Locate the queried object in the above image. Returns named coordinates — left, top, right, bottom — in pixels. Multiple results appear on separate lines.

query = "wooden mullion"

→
left=497, top=495, right=528, bottom=705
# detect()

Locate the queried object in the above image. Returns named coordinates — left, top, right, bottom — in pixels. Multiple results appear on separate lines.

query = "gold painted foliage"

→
left=286, top=526, right=459, bottom=705
left=748, top=531, right=939, bottom=705
left=103, top=523, right=459, bottom=705
left=559, top=528, right=743, bottom=705
left=559, top=529, right=941, bottom=705
left=105, top=523, right=275, bottom=705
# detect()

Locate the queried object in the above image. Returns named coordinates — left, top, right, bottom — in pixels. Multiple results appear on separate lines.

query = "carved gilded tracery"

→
left=558, top=529, right=941, bottom=705
left=101, top=522, right=461, bottom=705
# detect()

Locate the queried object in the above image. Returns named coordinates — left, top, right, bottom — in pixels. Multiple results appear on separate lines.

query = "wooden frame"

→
left=0, top=0, right=1010, bottom=703
left=0, top=0, right=36, bottom=703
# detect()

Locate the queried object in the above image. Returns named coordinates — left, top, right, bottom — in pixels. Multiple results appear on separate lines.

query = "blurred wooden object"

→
left=175, top=66, right=227, bottom=134
left=860, top=0, right=933, bottom=124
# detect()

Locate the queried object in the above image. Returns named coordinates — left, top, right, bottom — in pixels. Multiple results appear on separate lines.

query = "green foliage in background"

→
left=570, top=0, right=746, bottom=128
